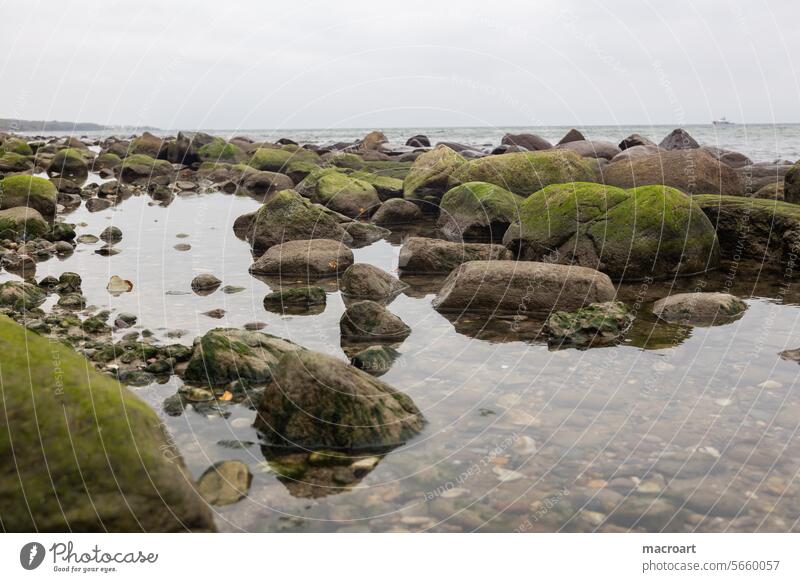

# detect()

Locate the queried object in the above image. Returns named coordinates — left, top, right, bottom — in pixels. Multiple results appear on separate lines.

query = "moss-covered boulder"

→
left=340, top=300, right=411, bottom=343
left=248, top=146, right=321, bottom=180
left=601, top=149, right=743, bottom=196
left=503, top=182, right=720, bottom=281
left=184, top=328, right=302, bottom=386
left=0, top=152, right=34, bottom=173
left=785, top=162, right=800, bottom=204
left=92, top=152, right=122, bottom=171
left=297, top=168, right=381, bottom=218
left=118, top=154, right=174, bottom=184
left=0, top=281, right=46, bottom=311
left=243, top=189, right=352, bottom=253
left=0, top=137, right=33, bottom=156
left=0, top=206, right=48, bottom=238
left=350, top=345, right=400, bottom=376
left=263, top=286, right=327, bottom=314
left=403, top=145, right=466, bottom=204
left=545, top=301, right=634, bottom=348
left=198, top=138, right=246, bottom=163
left=693, top=195, right=800, bottom=276
left=0, top=175, right=57, bottom=218
left=0, top=316, right=215, bottom=531
left=438, top=181, right=524, bottom=241
left=48, top=148, right=89, bottom=182
left=349, top=170, right=403, bottom=200
left=448, top=149, right=596, bottom=197
left=255, top=349, right=424, bottom=451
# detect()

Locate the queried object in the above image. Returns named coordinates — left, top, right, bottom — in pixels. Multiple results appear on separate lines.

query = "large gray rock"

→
left=618, top=133, right=656, bottom=150
left=340, top=264, right=407, bottom=300
left=372, top=198, right=423, bottom=225
left=249, top=238, right=354, bottom=277
left=398, top=236, right=513, bottom=274
left=659, top=128, right=699, bottom=150
left=432, top=260, right=616, bottom=314
left=557, top=139, right=621, bottom=160
left=255, top=349, right=424, bottom=450
left=340, top=300, right=411, bottom=342
left=652, top=292, right=747, bottom=326
left=501, top=133, right=552, bottom=151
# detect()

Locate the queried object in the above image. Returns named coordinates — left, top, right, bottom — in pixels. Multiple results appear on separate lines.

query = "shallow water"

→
left=5, top=184, right=800, bottom=532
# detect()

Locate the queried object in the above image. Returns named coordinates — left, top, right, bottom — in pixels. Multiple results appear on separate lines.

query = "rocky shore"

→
left=1, top=126, right=799, bottom=531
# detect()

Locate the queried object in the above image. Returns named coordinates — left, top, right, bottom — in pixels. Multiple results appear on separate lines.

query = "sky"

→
left=1, top=0, right=798, bottom=130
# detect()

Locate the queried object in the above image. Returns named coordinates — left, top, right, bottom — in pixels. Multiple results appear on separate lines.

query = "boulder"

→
left=557, top=139, right=621, bottom=160
left=501, top=133, right=552, bottom=151
left=0, top=281, right=46, bottom=311
left=247, top=146, right=321, bottom=180
left=437, top=181, right=523, bottom=241
left=618, top=133, right=656, bottom=150
left=737, top=163, right=793, bottom=194
left=0, top=206, right=48, bottom=238
left=652, top=292, right=747, bottom=326
left=0, top=316, right=214, bottom=531
left=255, top=349, right=424, bottom=450
left=0, top=175, right=57, bottom=218
left=197, top=138, right=245, bottom=163
left=557, top=129, right=586, bottom=145
left=785, top=162, right=800, bottom=204
left=184, top=328, right=302, bottom=386
left=432, top=260, right=616, bottom=314
left=243, top=189, right=352, bottom=253
left=0, top=152, right=34, bottom=173
left=359, top=130, right=388, bottom=151
left=402, top=145, right=466, bottom=204
left=342, top=221, right=390, bottom=244
left=340, top=264, right=407, bottom=299
left=191, top=273, right=222, bottom=292
left=372, top=198, right=423, bottom=225
left=503, top=182, right=720, bottom=280
left=406, top=135, right=430, bottom=148
left=99, top=225, right=122, bottom=242
left=693, top=195, right=800, bottom=275
left=701, top=146, right=751, bottom=169
left=609, top=144, right=661, bottom=163
left=0, top=137, right=33, bottom=156
left=118, top=154, right=174, bottom=185
left=298, top=169, right=381, bottom=218
left=659, top=128, right=699, bottom=150
left=750, top=181, right=784, bottom=201
left=340, top=300, right=411, bottom=342
left=48, top=148, right=89, bottom=182
left=448, top=149, right=596, bottom=197
left=545, top=301, right=633, bottom=348
left=249, top=238, right=354, bottom=277
left=349, top=171, right=404, bottom=200
left=165, top=131, right=215, bottom=164
left=600, top=149, right=744, bottom=196
left=398, top=236, right=512, bottom=274
left=130, top=131, right=167, bottom=158
left=240, top=170, right=294, bottom=196
left=92, top=152, right=122, bottom=171
left=263, top=286, right=327, bottom=314
left=350, top=345, right=401, bottom=376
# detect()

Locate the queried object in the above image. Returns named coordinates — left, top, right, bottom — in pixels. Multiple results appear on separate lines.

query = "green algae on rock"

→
left=503, top=182, right=720, bottom=281
left=48, top=148, right=89, bottom=181
left=297, top=168, right=381, bottom=218
left=438, top=181, right=524, bottom=241
left=119, top=153, right=174, bottom=184
left=0, top=281, right=46, bottom=311
left=184, top=327, right=303, bottom=386
left=545, top=301, right=634, bottom=348
left=448, top=149, right=596, bottom=197
left=0, top=174, right=58, bottom=218
left=0, top=206, right=49, bottom=238
left=198, top=138, right=246, bottom=163
left=255, top=349, right=424, bottom=451
left=403, top=145, right=466, bottom=204
left=0, top=315, right=215, bottom=531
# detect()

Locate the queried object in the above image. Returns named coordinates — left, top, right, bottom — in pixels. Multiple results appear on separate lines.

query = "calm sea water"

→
left=4, top=175, right=800, bottom=532
left=21, top=124, right=800, bottom=164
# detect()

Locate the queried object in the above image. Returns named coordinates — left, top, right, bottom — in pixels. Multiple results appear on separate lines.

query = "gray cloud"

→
left=1, top=0, right=797, bottom=129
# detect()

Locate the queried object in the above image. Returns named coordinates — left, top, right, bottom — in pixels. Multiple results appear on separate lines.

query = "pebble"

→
left=493, top=467, right=524, bottom=482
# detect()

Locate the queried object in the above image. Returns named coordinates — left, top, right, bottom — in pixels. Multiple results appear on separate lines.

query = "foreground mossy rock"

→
left=433, top=260, right=616, bottom=314
left=243, top=189, right=352, bottom=253
left=0, top=316, right=214, bottom=531
left=0, top=175, right=57, bottom=218
left=0, top=206, right=48, bottom=238
left=403, top=145, right=466, bottom=204
left=249, top=238, right=354, bottom=277
left=448, top=150, right=595, bottom=197
left=255, top=350, right=424, bottom=450
left=340, top=300, right=411, bottom=342
left=372, top=198, right=423, bottom=225
left=503, top=182, right=720, bottom=280
left=0, top=152, right=34, bottom=173
left=785, top=162, right=800, bottom=204
left=398, top=236, right=512, bottom=274
left=119, top=154, right=174, bottom=184
left=184, top=328, right=302, bottom=386
left=601, top=149, right=743, bottom=196
left=0, top=281, right=46, bottom=311
left=545, top=301, right=634, bottom=348
left=48, top=148, right=89, bottom=182
left=693, top=195, right=800, bottom=274
left=0, top=136, right=33, bottom=156
left=340, top=263, right=407, bottom=300
left=438, top=181, right=524, bottom=241
left=652, top=292, right=747, bottom=326
left=298, top=168, right=381, bottom=218
left=248, top=146, right=321, bottom=178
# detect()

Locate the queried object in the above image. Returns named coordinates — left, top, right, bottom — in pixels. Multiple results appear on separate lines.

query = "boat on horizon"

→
left=713, top=116, right=735, bottom=126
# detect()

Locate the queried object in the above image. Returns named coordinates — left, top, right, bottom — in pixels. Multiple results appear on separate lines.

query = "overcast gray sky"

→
left=1, top=0, right=798, bottom=129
